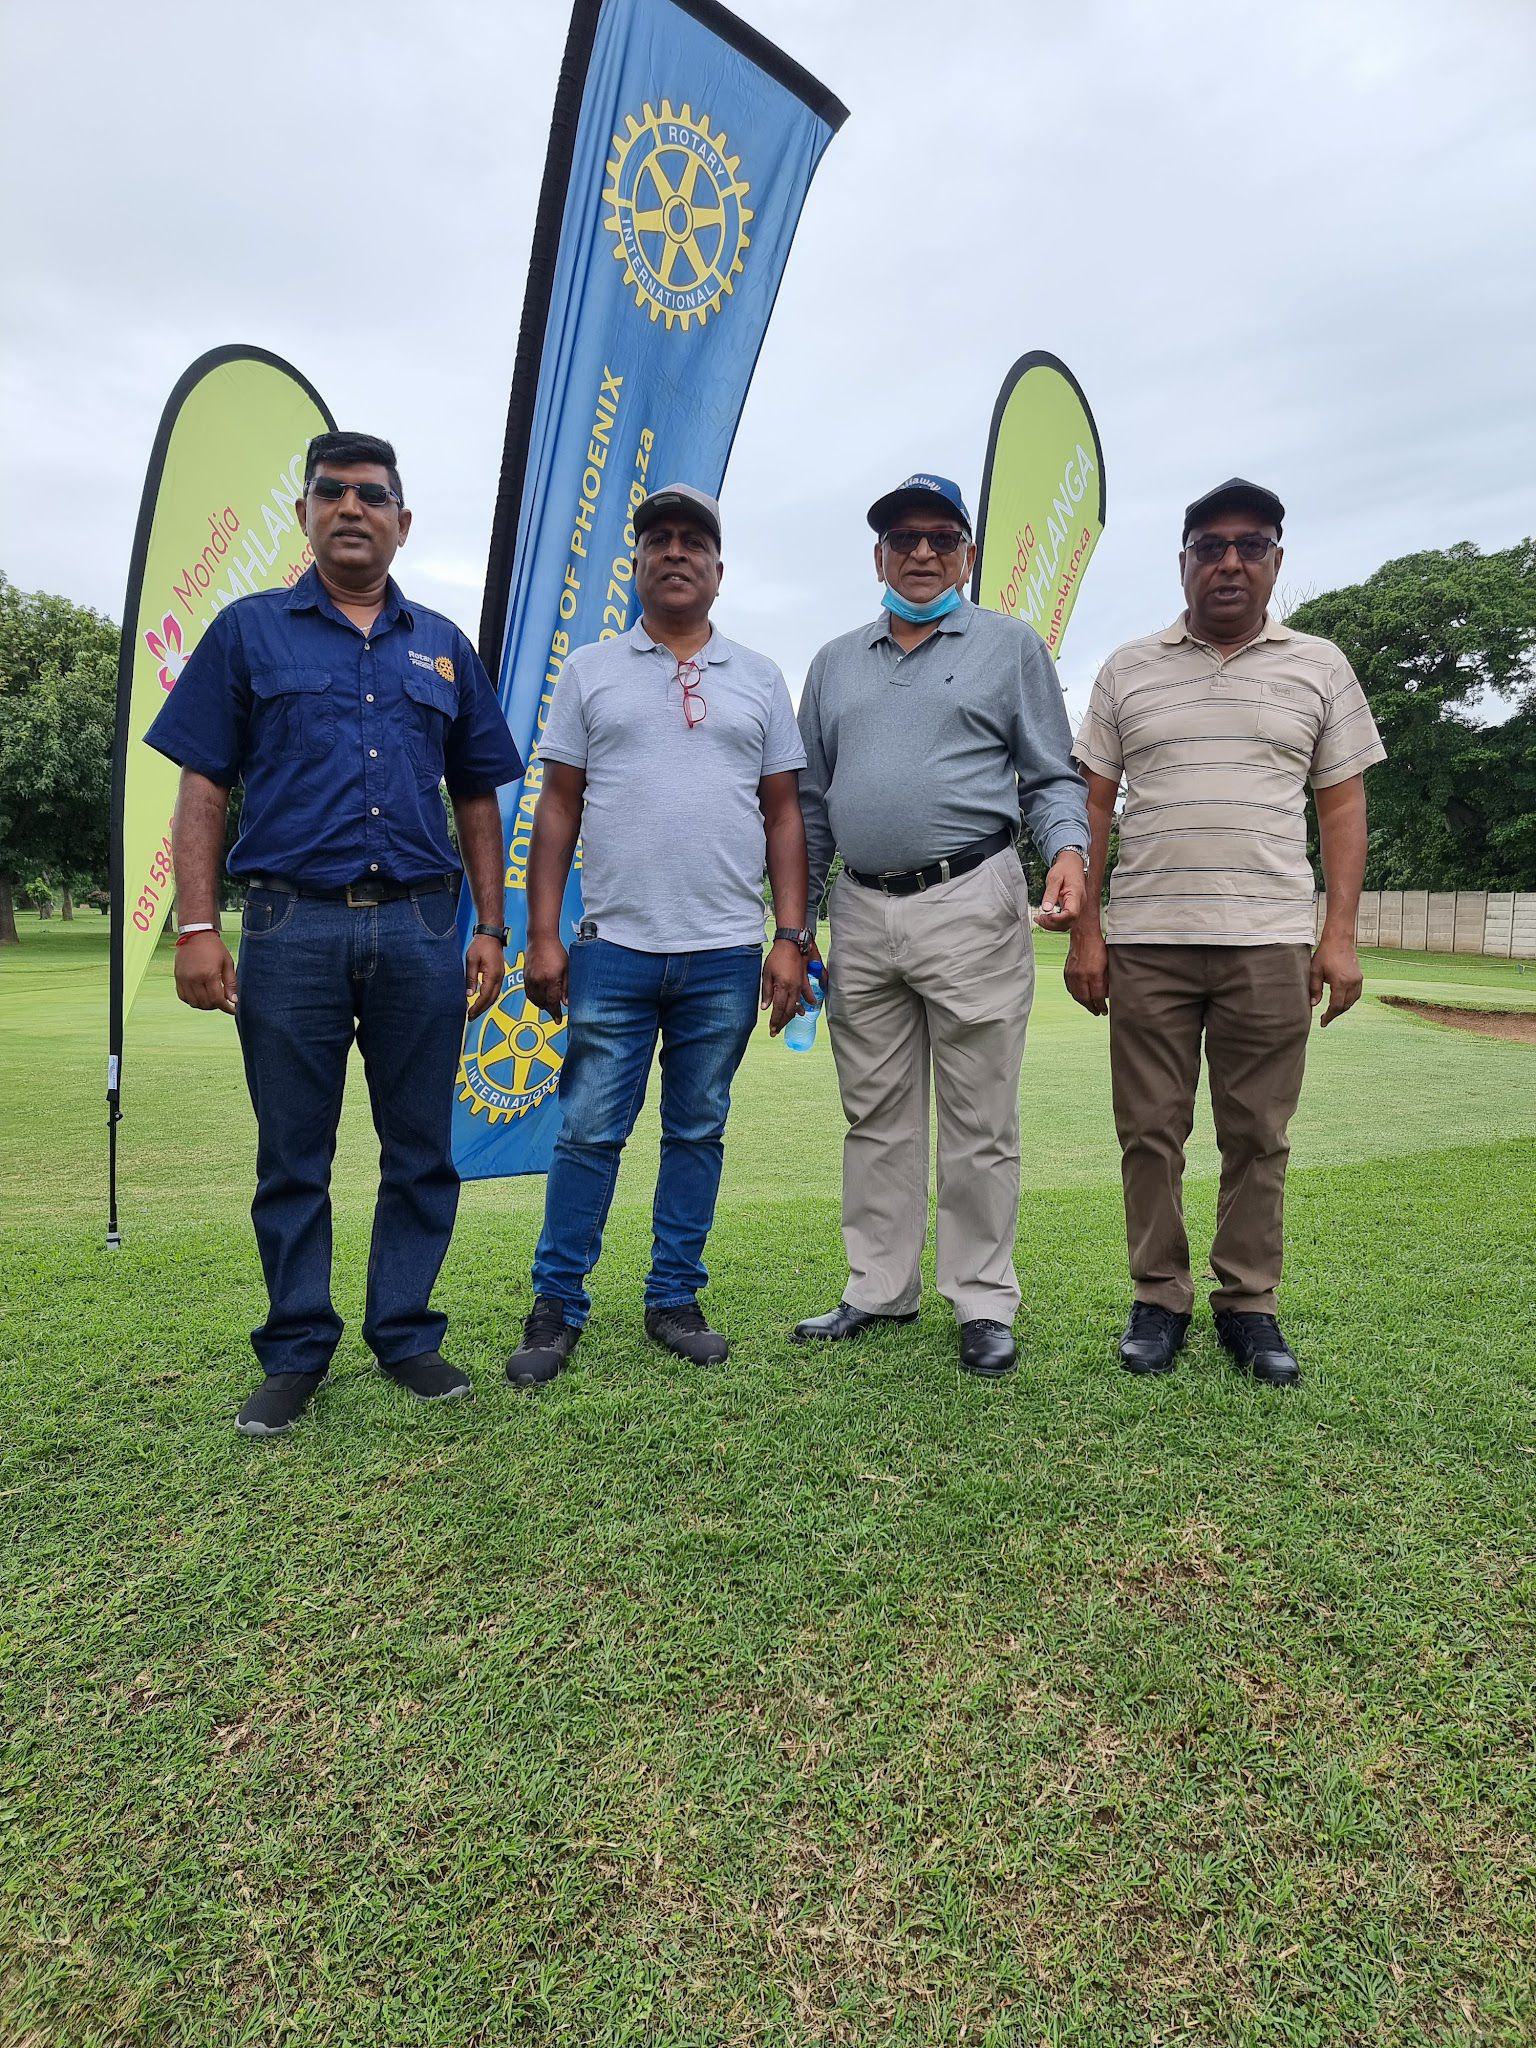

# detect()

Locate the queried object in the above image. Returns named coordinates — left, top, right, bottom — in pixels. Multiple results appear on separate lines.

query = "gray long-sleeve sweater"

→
left=796, top=599, right=1089, bottom=914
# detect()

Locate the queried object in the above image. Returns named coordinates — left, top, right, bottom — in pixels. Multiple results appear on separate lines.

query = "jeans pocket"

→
left=241, top=889, right=294, bottom=937
left=411, top=888, right=459, bottom=939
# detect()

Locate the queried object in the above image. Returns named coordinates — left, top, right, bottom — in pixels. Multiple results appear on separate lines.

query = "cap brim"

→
left=1183, top=486, right=1284, bottom=538
left=634, top=494, right=720, bottom=544
left=867, top=486, right=969, bottom=534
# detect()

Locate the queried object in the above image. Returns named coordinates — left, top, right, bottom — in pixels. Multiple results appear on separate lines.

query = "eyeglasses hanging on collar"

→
left=675, top=656, right=707, bottom=729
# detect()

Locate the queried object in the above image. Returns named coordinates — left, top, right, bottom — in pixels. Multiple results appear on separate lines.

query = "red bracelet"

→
left=175, top=930, right=218, bottom=948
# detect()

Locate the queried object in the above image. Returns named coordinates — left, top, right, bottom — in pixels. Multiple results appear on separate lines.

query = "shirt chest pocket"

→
left=404, top=671, right=456, bottom=786
left=249, top=667, right=334, bottom=760
left=1255, top=680, right=1320, bottom=759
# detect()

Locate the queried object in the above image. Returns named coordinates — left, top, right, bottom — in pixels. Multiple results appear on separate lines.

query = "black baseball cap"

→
left=634, top=482, right=722, bottom=545
left=1182, top=478, right=1285, bottom=543
left=867, top=472, right=973, bottom=535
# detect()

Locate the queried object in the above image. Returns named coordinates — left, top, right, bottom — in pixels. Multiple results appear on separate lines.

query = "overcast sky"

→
left=2, top=0, right=1532, bottom=722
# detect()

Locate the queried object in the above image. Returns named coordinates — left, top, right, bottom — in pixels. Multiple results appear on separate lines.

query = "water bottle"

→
left=783, top=961, right=826, bottom=1052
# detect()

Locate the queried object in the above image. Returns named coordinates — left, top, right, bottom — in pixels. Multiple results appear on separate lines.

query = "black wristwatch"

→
left=774, top=925, right=814, bottom=955
left=473, top=922, right=509, bottom=946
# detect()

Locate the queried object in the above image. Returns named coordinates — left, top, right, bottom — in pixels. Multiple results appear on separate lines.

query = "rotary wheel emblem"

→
left=603, top=99, right=752, bottom=331
left=457, top=953, right=565, bottom=1125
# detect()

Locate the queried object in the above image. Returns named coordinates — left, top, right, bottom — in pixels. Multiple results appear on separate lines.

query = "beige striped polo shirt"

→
left=1072, top=612, right=1385, bottom=945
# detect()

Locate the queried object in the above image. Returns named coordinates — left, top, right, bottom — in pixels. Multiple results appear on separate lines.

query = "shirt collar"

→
left=1161, top=608, right=1291, bottom=648
left=284, top=564, right=414, bottom=633
left=863, top=594, right=977, bottom=647
left=627, top=619, right=733, bottom=664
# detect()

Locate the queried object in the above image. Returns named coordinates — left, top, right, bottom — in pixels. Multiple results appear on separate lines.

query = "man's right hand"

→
left=1064, top=927, right=1108, bottom=1016
left=524, top=934, right=569, bottom=1022
left=175, top=932, right=238, bottom=1014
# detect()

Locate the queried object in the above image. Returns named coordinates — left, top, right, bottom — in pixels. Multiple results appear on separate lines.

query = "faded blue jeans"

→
left=531, top=938, right=761, bottom=1325
left=235, top=883, right=465, bottom=1375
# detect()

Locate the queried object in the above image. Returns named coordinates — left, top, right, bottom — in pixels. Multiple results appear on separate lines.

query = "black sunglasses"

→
left=883, top=526, right=968, bottom=557
left=309, top=476, right=402, bottom=508
left=1186, top=534, right=1278, bottom=565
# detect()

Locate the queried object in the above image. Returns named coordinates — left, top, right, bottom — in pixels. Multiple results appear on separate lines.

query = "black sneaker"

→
left=381, top=1351, right=472, bottom=1401
left=644, top=1303, right=729, bottom=1365
left=1118, top=1302, right=1191, bottom=1376
left=236, top=1372, right=324, bottom=1437
left=1214, top=1310, right=1301, bottom=1388
left=505, top=1296, right=580, bottom=1389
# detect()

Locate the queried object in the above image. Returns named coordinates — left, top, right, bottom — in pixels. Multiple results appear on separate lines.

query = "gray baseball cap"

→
left=634, top=482, right=722, bottom=545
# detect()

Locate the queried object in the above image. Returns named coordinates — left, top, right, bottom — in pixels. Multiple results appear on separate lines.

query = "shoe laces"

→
left=1129, top=1301, right=1177, bottom=1333
left=524, top=1297, right=569, bottom=1344
left=656, top=1304, right=707, bottom=1333
left=1228, top=1311, right=1283, bottom=1340
left=968, top=1318, right=1010, bottom=1336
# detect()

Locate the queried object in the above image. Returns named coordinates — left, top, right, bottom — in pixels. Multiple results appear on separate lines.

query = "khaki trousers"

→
left=826, top=850, right=1035, bottom=1323
left=1107, top=943, right=1312, bottom=1316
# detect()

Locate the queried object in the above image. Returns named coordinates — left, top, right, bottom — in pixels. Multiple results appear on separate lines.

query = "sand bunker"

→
left=1380, top=996, right=1536, bottom=1045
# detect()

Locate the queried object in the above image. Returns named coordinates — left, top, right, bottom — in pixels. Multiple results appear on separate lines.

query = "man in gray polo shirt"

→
left=505, top=483, right=812, bottom=1383
left=793, top=473, right=1089, bottom=1377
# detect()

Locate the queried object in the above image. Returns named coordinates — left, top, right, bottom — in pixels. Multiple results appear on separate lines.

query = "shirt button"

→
left=366, top=693, right=374, bottom=703
left=364, top=641, right=371, bottom=652
left=369, top=748, right=378, bottom=758
left=371, top=807, right=380, bottom=816
left=369, top=863, right=379, bottom=873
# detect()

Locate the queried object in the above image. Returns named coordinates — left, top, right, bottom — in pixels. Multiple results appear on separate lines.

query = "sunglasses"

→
left=883, top=526, right=968, bottom=557
left=1186, top=534, right=1278, bottom=565
left=676, top=657, right=707, bottom=729
left=309, top=476, right=402, bottom=508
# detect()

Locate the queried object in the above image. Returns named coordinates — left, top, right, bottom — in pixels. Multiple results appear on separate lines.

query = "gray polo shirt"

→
left=537, top=620, right=806, bottom=952
left=797, top=599, right=1088, bottom=910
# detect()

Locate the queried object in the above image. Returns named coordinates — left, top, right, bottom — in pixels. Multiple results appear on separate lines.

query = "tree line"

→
left=1, top=541, right=1533, bottom=946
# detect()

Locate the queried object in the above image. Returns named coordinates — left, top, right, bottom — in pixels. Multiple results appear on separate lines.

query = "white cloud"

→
left=1, top=0, right=1532, bottom=732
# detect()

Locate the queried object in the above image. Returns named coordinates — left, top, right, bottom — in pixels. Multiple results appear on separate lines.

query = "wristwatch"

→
left=473, top=922, right=510, bottom=946
left=774, top=925, right=814, bottom=955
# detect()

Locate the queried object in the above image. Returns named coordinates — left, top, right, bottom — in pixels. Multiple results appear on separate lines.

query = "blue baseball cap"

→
left=867, top=472, right=973, bottom=536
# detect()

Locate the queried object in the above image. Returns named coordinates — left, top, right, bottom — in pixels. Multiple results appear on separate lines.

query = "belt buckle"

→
left=877, top=869, right=901, bottom=895
left=345, top=882, right=382, bottom=908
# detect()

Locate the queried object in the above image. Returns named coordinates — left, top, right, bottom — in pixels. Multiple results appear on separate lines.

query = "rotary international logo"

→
left=435, top=655, right=456, bottom=682
left=457, top=952, right=565, bottom=1125
left=603, top=99, right=752, bottom=331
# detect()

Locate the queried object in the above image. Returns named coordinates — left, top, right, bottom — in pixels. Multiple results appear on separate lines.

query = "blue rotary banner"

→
left=453, top=0, right=845, bottom=1179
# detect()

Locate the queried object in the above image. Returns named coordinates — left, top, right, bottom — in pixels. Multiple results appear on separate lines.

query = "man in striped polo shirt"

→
left=1066, top=480, right=1385, bottom=1386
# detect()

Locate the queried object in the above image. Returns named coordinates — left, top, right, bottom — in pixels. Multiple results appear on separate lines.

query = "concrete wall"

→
left=1314, top=890, right=1536, bottom=958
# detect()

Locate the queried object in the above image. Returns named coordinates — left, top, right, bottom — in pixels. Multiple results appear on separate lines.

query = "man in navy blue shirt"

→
left=146, top=431, right=523, bottom=1437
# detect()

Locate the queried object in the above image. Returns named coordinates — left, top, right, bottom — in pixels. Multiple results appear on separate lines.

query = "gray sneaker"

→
left=236, top=1372, right=325, bottom=1437
left=380, top=1352, right=473, bottom=1401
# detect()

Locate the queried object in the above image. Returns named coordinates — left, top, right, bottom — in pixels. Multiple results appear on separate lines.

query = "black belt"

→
left=249, top=873, right=458, bottom=907
left=844, top=828, right=1014, bottom=896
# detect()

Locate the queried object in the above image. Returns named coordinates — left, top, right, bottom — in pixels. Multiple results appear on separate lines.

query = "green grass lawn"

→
left=2, top=916, right=1533, bottom=2047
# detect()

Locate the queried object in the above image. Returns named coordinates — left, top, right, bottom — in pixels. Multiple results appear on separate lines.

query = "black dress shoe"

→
left=1214, top=1310, right=1301, bottom=1387
left=505, top=1295, right=580, bottom=1389
left=791, top=1301, right=918, bottom=1344
left=236, top=1372, right=325, bottom=1437
left=959, top=1319, right=1017, bottom=1377
left=381, top=1351, right=473, bottom=1401
left=645, top=1303, right=729, bottom=1365
left=1118, top=1302, right=1191, bottom=1376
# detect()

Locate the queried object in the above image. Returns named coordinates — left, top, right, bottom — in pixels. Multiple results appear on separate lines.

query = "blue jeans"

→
left=235, top=884, right=465, bottom=1375
left=531, top=938, right=760, bottom=1324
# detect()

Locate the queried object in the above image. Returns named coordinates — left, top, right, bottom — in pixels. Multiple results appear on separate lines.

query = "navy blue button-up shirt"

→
left=144, top=567, right=522, bottom=885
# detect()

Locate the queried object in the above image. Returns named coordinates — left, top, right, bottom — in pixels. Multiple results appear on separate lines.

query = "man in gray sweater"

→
left=793, top=474, right=1088, bottom=1376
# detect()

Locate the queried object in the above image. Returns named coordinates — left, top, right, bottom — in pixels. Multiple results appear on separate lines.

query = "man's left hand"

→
left=465, top=935, right=506, bottom=1022
left=1032, top=849, right=1086, bottom=932
left=762, top=937, right=807, bottom=1035
left=1309, top=930, right=1363, bottom=1026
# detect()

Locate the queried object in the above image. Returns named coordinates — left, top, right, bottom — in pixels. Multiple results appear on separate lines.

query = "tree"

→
left=1288, top=540, right=1536, bottom=889
left=0, top=574, right=118, bottom=942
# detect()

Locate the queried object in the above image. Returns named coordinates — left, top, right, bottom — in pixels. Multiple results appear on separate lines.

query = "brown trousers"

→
left=1107, top=943, right=1312, bottom=1316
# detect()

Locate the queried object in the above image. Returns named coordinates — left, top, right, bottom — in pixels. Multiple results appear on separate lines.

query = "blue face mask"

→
left=881, top=581, right=964, bottom=624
